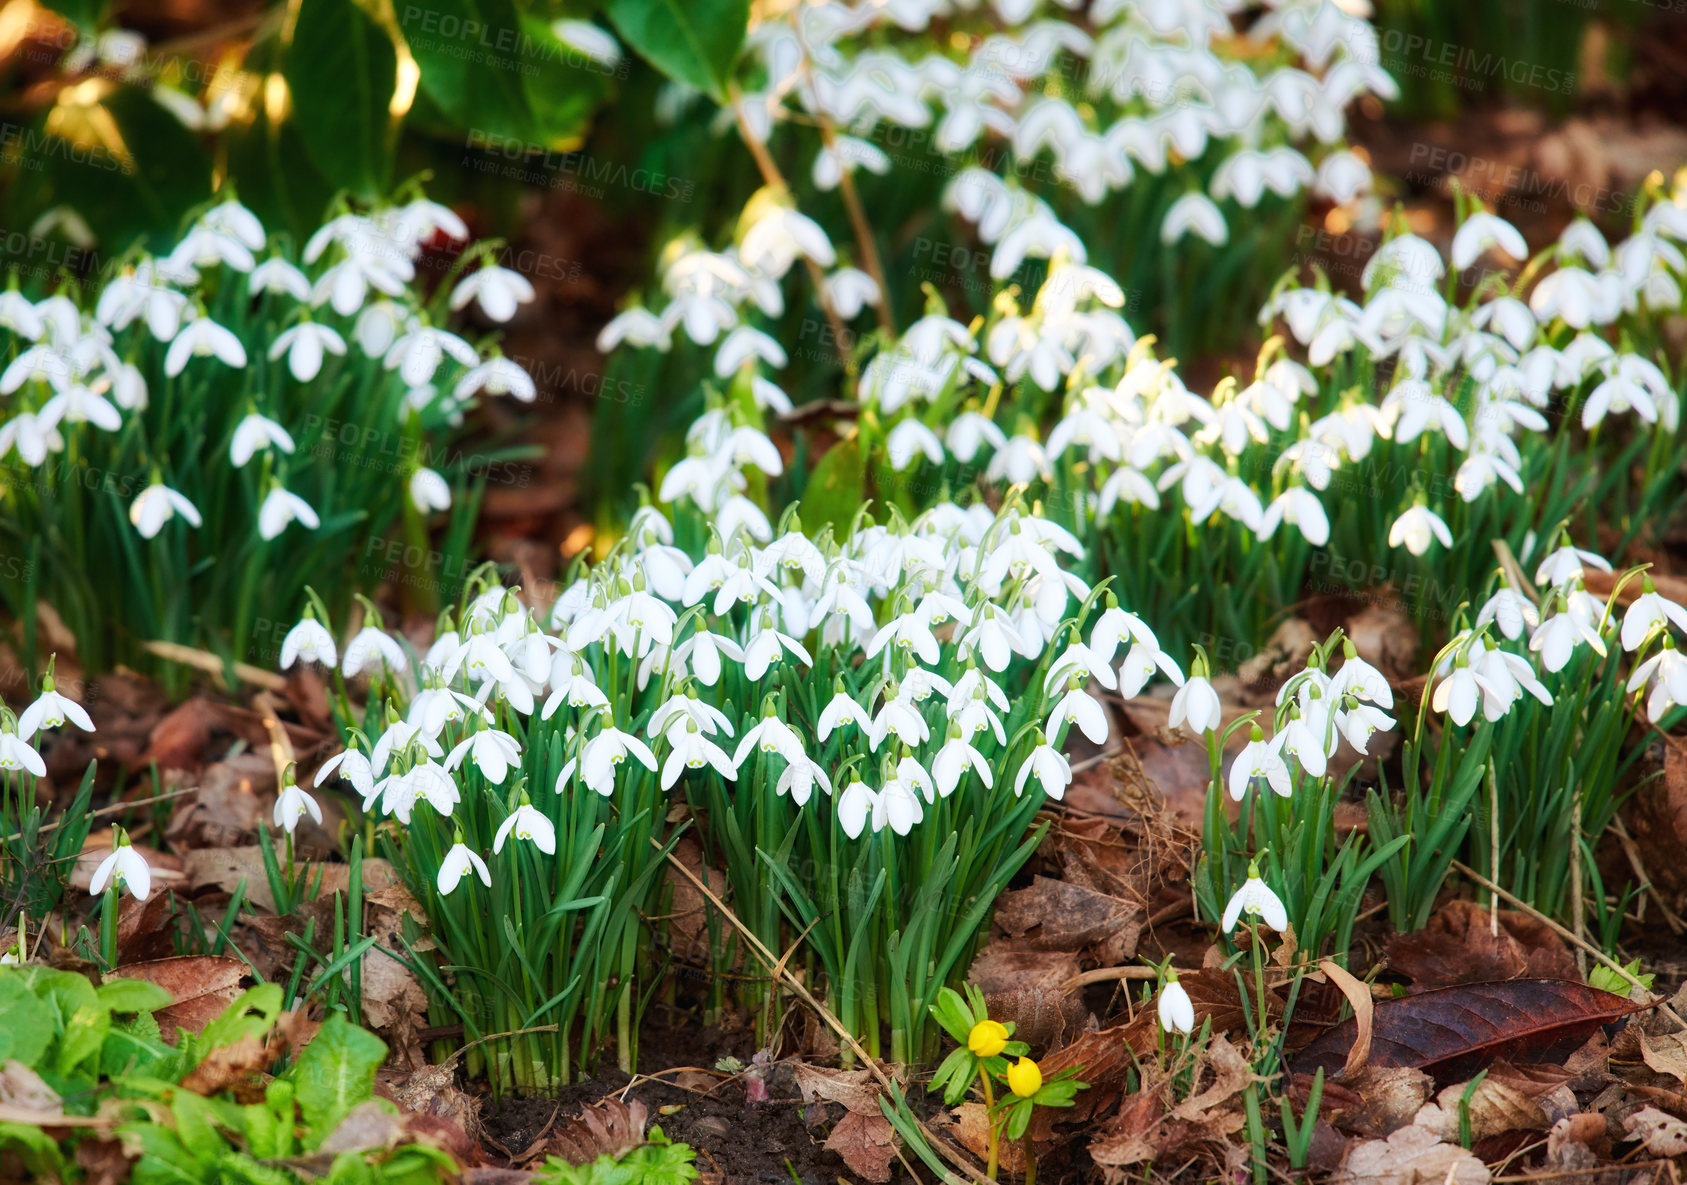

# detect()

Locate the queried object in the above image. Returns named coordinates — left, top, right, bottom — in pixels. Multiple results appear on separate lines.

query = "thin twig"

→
left=654, top=838, right=986, bottom=1185
left=1060, top=966, right=1157, bottom=992
left=8, top=786, right=198, bottom=843
left=1450, top=859, right=1686, bottom=1031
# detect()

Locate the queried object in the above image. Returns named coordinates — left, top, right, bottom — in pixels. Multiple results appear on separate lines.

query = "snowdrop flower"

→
left=1221, top=863, right=1287, bottom=932
left=437, top=839, right=491, bottom=895
left=280, top=609, right=336, bottom=668
left=1535, top=542, right=1610, bottom=589
left=1331, top=642, right=1394, bottom=709
left=493, top=795, right=557, bottom=854
left=838, top=776, right=877, bottom=839
left=273, top=766, right=322, bottom=835
left=165, top=314, right=247, bottom=376
left=1623, top=576, right=1687, bottom=651
left=1013, top=732, right=1071, bottom=800
left=818, top=685, right=871, bottom=740
left=1628, top=636, right=1687, bottom=722
left=0, top=728, right=45, bottom=776
left=258, top=486, right=320, bottom=540
left=1257, top=487, right=1329, bottom=546
left=733, top=705, right=804, bottom=768
left=249, top=256, right=311, bottom=300
left=1161, top=193, right=1227, bottom=246
left=777, top=756, right=831, bottom=807
left=447, top=724, right=522, bottom=784
left=381, top=758, right=461, bottom=823
left=89, top=830, right=151, bottom=901
left=1169, top=671, right=1221, bottom=735
left=563, top=724, right=658, bottom=796
left=455, top=355, right=536, bottom=402
left=130, top=482, right=202, bottom=539
left=660, top=720, right=736, bottom=790
left=1432, top=649, right=1511, bottom=726
left=0, top=412, right=64, bottom=466
left=314, top=746, right=375, bottom=801
left=1048, top=677, right=1109, bottom=744
left=268, top=321, right=346, bottom=382
left=1451, top=212, right=1528, bottom=270
left=1229, top=725, right=1290, bottom=800
left=17, top=671, right=93, bottom=738
left=341, top=622, right=408, bottom=678
left=1276, top=709, right=1328, bottom=778
left=410, top=468, right=452, bottom=513
left=1388, top=505, right=1453, bottom=556
left=39, top=384, right=121, bottom=433
left=1157, top=968, right=1194, bottom=1035
left=1529, top=592, right=1608, bottom=673
left=824, top=268, right=880, bottom=319
left=1476, top=585, right=1540, bottom=641
left=932, top=723, right=993, bottom=797
left=451, top=265, right=535, bottom=322
left=1335, top=697, right=1396, bottom=754
left=230, top=412, right=295, bottom=467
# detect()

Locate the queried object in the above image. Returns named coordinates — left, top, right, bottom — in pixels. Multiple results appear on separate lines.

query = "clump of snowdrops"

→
left=0, top=189, right=537, bottom=688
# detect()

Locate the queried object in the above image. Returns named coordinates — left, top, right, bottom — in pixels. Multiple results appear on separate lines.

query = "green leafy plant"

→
left=531, top=1126, right=698, bottom=1185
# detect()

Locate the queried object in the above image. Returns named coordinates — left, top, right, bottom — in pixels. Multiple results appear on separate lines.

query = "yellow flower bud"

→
left=1006, top=1056, right=1042, bottom=1098
left=967, top=1019, right=1009, bottom=1058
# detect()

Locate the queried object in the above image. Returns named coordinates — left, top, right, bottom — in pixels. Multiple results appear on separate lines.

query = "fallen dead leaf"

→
left=107, top=956, right=247, bottom=1042
left=545, top=1098, right=647, bottom=1165
left=1412, top=1071, right=1552, bottom=1142
left=965, top=943, right=1084, bottom=1050
left=824, top=1111, right=897, bottom=1183
left=1332, top=1122, right=1489, bottom=1185
left=1319, top=959, right=1374, bottom=1077
left=1321, top=1065, right=1434, bottom=1137
left=0, top=1060, right=61, bottom=1110
left=792, top=1063, right=879, bottom=1116
left=994, top=874, right=1142, bottom=965
left=1624, top=1105, right=1687, bottom=1157
left=1385, top=899, right=1576, bottom=990
left=1640, top=1028, right=1687, bottom=1085
left=182, top=847, right=396, bottom=914
left=1545, top=1112, right=1609, bottom=1171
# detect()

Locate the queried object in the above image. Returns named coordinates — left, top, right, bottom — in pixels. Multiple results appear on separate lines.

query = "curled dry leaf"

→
left=965, top=942, right=1085, bottom=1050
left=1316, top=1065, right=1434, bottom=1137
left=791, top=1061, right=899, bottom=1182
left=1624, top=1106, right=1687, bottom=1157
left=994, top=874, right=1143, bottom=964
left=1332, top=1123, right=1490, bottom=1185
left=1319, top=958, right=1374, bottom=1077
left=1546, top=1112, right=1609, bottom=1170
left=546, top=1097, right=648, bottom=1165
left=1411, top=1070, right=1557, bottom=1143
left=1385, top=899, right=1576, bottom=990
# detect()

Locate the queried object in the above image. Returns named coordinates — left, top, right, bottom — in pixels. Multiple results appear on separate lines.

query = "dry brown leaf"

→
left=1322, top=1065, right=1434, bottom=1137
left=142, top=699, right=213, bottom=770
left=1546, top=1112, right=1609, bottom=1171
left=108, top=956, right=247, bottom=1042
left=664, top=835, right=727, bottom=966
left=824, top=1110, right=898, bottom=1183
left=318, top=1100, right=413, bottom=1156
left=182, top=847, right=396, bottom=914
left=73, top=1137, right=133, bottom=1185
left=947, top=1101, right=1026, bottom=1172
left=1169, top=1035, right=1261, bottom=1122
left=966, top=943, right=1085, bottom=1050
left=791, top=1063, right=879, bottom=1116
left=178, top=1008, right=308, bottom=1095
left=1384, top=900, right=1576, bottom=990
left=1320, top=959, right=1374, bottom=1076
left=1412, top=1073, right=1550, bottom=1142
left=0, top=1061, right=61, bottom=1110
left=1639, top=1027, right=1687, bottom=1084
left=1332, top=1123, right=1490, bottom=1185
left=994, top=874, right=1142, bottom=964
left=165, top=753, right=271, bottom=850
left=546, top=1098, right=648, bottom=1165
left=1624, top=1105, right=1687, bottom=1156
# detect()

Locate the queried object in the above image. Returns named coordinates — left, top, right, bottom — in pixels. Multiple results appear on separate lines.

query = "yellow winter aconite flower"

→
left=967, top=1019, right=1009, bottom=1058
left=1006, top=1057, right=1043, bottom=1098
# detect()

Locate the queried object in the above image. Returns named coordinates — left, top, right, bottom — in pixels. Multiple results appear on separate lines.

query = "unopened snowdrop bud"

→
left=90, top=827, right=152, bottom=901
left=1157, top=967, right=1194, bottom=1035
left=273, top=763, right=322, bottom=835
left=1169, top=670, right=1220, bottom=736
left=280, top=606, right=337, bottom=669
left=1221, top=861, right=1287, bottom=933
left=437, top=832, right=491, bottom=896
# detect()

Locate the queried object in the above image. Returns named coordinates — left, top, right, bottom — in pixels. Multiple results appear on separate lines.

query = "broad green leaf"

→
left=37, top=0, right=106, bottom=28
left=40, top=84, right=213, bottom=250
left=285, top=0, right=398, bottom=197
left=798, top=437, right=864, bottom=537
left=97, top=978, right=173, bottom=1015
left=602, top=0, right=749, bottom=101
left=291, top=1014, right=387, bottom=1144
left=0, top=1122, right=68, bottom=1180
left=102, top=1011, right=175, bottom=1080
left=0, top=975, right=54, bottom=1068
left=401, top=0, right=535, bottom=142
left=194, top=984, right=284, bottom=1056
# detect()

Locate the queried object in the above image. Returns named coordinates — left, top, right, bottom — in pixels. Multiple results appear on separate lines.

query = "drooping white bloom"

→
left=437, top=841, right=491, bottom=895
left=274, top=778, right=322, bottom=835
left=18, top=683, right=94, bottom=738
left=1157, top=971, right=1194, bottom=1035
left=1013, top=735, right=1071, bottom=801
left=258, top=486, right=321, bottom=540
left=90, top=835, right=152, bottom=901
left=341, top=626, right=408, bottom=678
left=268, top=321, right=346, bottom=382
left=410, top=468, right=452, bottom=513
left=166, top=314, right=247, bottom=376
left=447, top=726, right=522, bottom=784
left=494, top=800, right=557, bottom=854
left=1388, top=505, right=1453, bottom=556
left=0, top=730, right=46, bottom=776
left=1623, top=578, right=1687, bottom=651
left=451, top=266, right=535, bottom=322
left=229, top=413, right=295, bottom=467
left=1627, top=638, right=1687, bottom=722
left=1169, top=674, right=1221, bottom=735
left=1221, top=868, right=1287, bottom=932
left=1228, top=727, right=1290, bottom=800
left=130, top=483, right=202, bottom=539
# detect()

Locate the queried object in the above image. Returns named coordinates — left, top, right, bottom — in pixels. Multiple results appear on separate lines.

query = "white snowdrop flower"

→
left=280, top=612, right=336, bottom=668
left=1256, top=487, right=1329, bottom=546
left=1529, top=602, right=1605, bottom=674
left=1432, top=653, right=1500, bottom=726
left=660, top=720, right=736, bottom=790
left=813, top=136, right=890, bottom=191
left=228, top=413, right=295, bottom=468
left=740, top=205, right=835, bottom=275
left=777, top=756, right=831, bottom=807
left=454, top=356, right=536, bottom=402
left=1221, top=866, right=1287, bottom=933
left=596, top=307, right=672, bottom=352
left=1014, top=733, right=1072, bottom=801
left=1229, top=726, right=1290, bottom=800
left=1623, top=577, right=1687, bottom=651
left=386, top=325, right=478, bottom=387
left=886, top=419, right=945, bottom=470
left=1048, top=680, right=1109, bottom=744
left=0, top=729, right=46, bottom=777
left=201, top=197, right=266, bottom=251
left=446, top=725, right=523, bottom=786
left=713, top=325, right=787, bottom=377
left=274, top=773, right=322, bottom=835
left=248, top=257, right=310, bottom=300
left=1535, top=543, right=1610, bottom=589
left=165, top=314, right=247, bottom=376
left=314, top=747, right=374, bottom=802
left=268, top=321, right=346, bottom=382
left=818, top=687, right=871, bottom=740
left=494, top=798, right=556, bottom=854
left=1169, top=674, right=1221, bottom=735
left=876, top=771, right=924, bottom=835
left=1558, top=218, right=1611, bottom=268
left=258, top=486, right=320, bottom=540
left=410, top=468, right=452, bottom=513
left=1451, top=212, right=1528, bottom=271
left=838, top=777, right=877, bottom=840
left=437, top=841, right=491, bottom=895
left=17, top=676, right=93, bottom=739
left=1314, top=150, right=1371, bottom=203
left=1476, top=586, right=1540, bottom=641
left=451, top=265, right=535, bottom=323
left=1277, top=710, right=1328, bottom=778
left=39, top=384, right=121, bottom=433
left=824, top=268, right=880, bottom=319
left=1628, top=637, right=1687, bottom=722
left=89, top=832, right=152, bottom=901
left=551, top=18, right=620, bottom=67
left=130, top=482, right=202, bottom=539
left=1388, top=505, right=1453, bottom=556
left=1161, top=193, right=1228, bottom=246
left=342, top=625, right=407, bottom=678
left=356, top=300, right=406, bottom=356
left=0, top=413, right=64, bottom=466
left=1157, top=970, right=1194, bottom=1035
